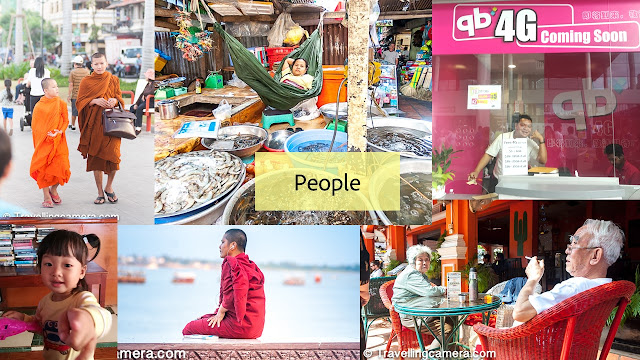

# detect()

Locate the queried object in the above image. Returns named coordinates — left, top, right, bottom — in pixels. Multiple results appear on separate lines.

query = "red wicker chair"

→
left=379, top=279, right=435, bottom=359
left=473, top=280, right=636, bottom=360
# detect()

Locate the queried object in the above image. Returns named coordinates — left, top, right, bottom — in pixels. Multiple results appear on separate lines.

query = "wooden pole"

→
left=346, top=0, right=370, bottom=152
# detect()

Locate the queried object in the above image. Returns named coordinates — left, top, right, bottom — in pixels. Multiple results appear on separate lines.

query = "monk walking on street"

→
left=29, top=78, right=71, bottom=208
left=182, top=229, right=266, bottom=339
left=76, top=53, right=124, bottom=205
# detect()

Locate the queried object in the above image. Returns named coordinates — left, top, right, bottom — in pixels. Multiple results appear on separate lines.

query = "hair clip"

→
left=83, top=236, right=89, bottom=245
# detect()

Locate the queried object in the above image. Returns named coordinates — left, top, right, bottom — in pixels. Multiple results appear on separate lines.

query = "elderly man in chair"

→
left=512, top=219, right=624, bottom=325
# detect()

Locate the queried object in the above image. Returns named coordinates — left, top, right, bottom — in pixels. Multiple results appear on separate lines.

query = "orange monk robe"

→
left=76, top=71, right=124, bottom=173
left=29, top=96, right=71, bottom=189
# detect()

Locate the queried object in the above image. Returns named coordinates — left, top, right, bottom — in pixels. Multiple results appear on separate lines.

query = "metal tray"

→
left=154, top=150, right=246, bottom=219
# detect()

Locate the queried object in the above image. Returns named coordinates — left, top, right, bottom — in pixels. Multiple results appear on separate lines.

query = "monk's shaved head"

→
left=91, top=52, right=107, bottom=61
left=224, top=229, right=247, bottom=252
left=41, top=78, right=56, bottom=90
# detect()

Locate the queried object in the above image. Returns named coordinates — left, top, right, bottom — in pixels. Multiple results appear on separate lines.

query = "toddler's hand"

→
left=58, top=308, right=97, bottom=360
left=1, top=311, right=25, bottom=321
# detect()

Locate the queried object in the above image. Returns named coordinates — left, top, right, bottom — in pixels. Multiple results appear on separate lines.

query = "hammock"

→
left=213, top=21, right=324, bottom=110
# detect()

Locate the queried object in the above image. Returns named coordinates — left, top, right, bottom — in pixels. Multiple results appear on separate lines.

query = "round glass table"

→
left=394, top=293, right=501, bottom=359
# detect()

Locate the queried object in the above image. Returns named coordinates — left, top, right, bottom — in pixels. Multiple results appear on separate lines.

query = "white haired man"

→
left=513, top=219, right=624, bottom=324
left=392, top=244, right=453, bottom=350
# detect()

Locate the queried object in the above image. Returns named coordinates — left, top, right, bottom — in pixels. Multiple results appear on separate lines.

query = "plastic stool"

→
left=262, top=109, right=295, bottom=129
left=326, top=120, right=347, bottom=132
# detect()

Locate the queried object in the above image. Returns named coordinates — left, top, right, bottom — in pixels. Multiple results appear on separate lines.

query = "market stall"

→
left=152, top=0, right=432, bottom=225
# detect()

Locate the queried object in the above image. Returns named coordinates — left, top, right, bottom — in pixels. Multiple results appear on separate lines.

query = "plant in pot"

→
left=432, top=144, right=462, bottom=200
left=607, top=265, right=640, bottom=328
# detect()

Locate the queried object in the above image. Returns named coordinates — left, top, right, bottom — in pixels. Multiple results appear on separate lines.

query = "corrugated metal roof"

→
left=303, top=23, right=348, bottom=66
left=378, top=0, right=432, bottom=13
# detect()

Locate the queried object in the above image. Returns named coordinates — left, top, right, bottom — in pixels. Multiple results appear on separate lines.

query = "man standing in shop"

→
left=182, top=229, right=266, bottom=339
left=604, top=143, right=640, bottom=185
left=382, top=43, right=399, bottom=65
left=468, top=114, right=547, bottom=193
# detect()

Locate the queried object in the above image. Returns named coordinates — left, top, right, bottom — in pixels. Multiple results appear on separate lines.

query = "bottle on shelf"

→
left=195, top=78, right=202, bottom=94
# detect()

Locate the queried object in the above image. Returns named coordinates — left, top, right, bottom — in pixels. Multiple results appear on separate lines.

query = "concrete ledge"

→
left=118, top=342, right=359, bottom=359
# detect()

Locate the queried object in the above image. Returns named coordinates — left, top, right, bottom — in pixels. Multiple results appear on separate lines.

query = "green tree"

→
left=0, top=10, right=58, bottom=55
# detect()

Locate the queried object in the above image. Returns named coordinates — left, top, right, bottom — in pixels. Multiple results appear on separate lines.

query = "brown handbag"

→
left=103, top=105, right=137, bottom=140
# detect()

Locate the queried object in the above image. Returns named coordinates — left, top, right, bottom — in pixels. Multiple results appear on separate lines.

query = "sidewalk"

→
left=1, top=98, right=154, bottom=224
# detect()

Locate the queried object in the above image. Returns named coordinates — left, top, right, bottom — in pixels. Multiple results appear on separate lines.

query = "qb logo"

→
left=456, top=7, right=538, bottom=42
left=457, top=8, right=491, bottom=37
left=552, top=79, right=617, bottom=131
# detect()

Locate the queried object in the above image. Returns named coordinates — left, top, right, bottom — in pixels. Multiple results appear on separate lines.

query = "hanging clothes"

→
left=213, top=21, right=324, bottom=110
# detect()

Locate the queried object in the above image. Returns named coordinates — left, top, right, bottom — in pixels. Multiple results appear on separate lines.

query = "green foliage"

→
left=48, top=67, right=68, bottom=87
left=607, top=266, right=640, bottom=329
left=432, top=144, right=462, bottom=188
left=461, top=254, right=499, bottom=293
left=119, top=81, right=138, bottom=93
left=427, top=232, right=446, bottom=280
left=385, top=259, right=401, bottom=274
left=0, top=62, right=30, bottom=81
left=514, top=211, right=528, bottom=256
left=0, top=9, right=58, bottom=54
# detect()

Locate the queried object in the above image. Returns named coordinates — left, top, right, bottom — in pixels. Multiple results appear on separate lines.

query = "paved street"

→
left=1, top=99, right=154, bottom=224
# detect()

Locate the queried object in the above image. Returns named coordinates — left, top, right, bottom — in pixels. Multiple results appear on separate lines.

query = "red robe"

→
left=29, top=96, right=71, bottom=188
left=182, top=253, right=266, bottom=339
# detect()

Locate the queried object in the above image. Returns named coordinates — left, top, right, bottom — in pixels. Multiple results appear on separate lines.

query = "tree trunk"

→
left=15, top=0, right=24, bottom=63
left=60, top=0, right=73, bottom=76
left=346, top=0, right=369, bottom=151
left=141, top=0, right=155, bottom=78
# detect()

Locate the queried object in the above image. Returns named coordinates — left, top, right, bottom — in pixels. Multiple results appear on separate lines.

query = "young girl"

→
left=280, top=58, right=314, bottom=90
left=1, top=79, right=13, bottom=136
left=1, top=230, right=112, bottom=360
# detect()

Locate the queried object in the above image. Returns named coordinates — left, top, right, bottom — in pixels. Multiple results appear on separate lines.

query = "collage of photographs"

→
left=0, top=0, right=639, bottom=359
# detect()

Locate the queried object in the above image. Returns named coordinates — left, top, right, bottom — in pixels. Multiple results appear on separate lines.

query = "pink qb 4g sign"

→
left=433, top=0, right=640, bottom=54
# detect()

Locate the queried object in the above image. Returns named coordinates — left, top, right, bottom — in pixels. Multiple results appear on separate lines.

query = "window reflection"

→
left=433, top=51, right=640, bottom=195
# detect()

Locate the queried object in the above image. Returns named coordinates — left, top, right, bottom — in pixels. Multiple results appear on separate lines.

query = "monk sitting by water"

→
left=29, top=78, right=71, bottom=208
left=280, top=58, right=313, bottom=90
left=183, top=229, right=266, bottom=339
left=76, top=52, right=124, bottom=205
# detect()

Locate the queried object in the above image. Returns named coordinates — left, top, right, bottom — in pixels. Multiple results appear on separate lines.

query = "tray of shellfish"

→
left=154, top=150, right=246, bottom=219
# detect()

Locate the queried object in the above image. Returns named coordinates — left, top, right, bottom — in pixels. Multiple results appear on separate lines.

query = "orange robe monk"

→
left=29, top=96, right=71, bottom=188
left=76, top=71, right=124, bottom=172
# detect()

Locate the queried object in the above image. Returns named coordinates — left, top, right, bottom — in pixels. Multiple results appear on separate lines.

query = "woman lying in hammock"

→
left=280, top=58, right=314, bottom=90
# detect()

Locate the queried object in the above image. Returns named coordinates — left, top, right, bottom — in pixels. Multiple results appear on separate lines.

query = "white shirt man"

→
left=512, top=219, right=623, bottom=325
left=468, top=115, right=547, bottom=192
left=382, top=44, right=399, bottom=65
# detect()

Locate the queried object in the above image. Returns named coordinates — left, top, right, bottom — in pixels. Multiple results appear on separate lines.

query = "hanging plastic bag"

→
left=284, top=25, right=307, bottom=46
left=268, top=13, right=298, bottom=47
left=212, top=100, right=233, bottom=121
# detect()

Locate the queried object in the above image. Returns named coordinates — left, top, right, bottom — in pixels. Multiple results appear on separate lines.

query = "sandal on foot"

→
left=50, top=191, right=62, bottom=204
left=42, top=200, right=54, bottom=208
left=94, top=196, right=106, bottom=204
left=105, top=191, right=118, bottom=203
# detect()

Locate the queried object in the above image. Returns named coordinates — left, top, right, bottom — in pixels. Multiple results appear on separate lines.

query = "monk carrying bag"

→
left=103, top=106, right=137, bottom=140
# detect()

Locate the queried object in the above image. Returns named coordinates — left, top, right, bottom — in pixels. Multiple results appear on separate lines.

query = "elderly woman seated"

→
left=392, top=244, right=454, bottom=351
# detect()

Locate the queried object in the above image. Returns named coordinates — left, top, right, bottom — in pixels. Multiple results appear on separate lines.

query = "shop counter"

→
left=155, top=86, right=329, bottom=161
left=495, top=176, right=626, bottom=199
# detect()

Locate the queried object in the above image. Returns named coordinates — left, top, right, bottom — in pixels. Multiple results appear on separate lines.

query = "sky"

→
left=119, top=225, right=360, bottom=267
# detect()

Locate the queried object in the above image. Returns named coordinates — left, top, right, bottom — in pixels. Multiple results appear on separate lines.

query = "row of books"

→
left=0, top=225, right=56, bottom=267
